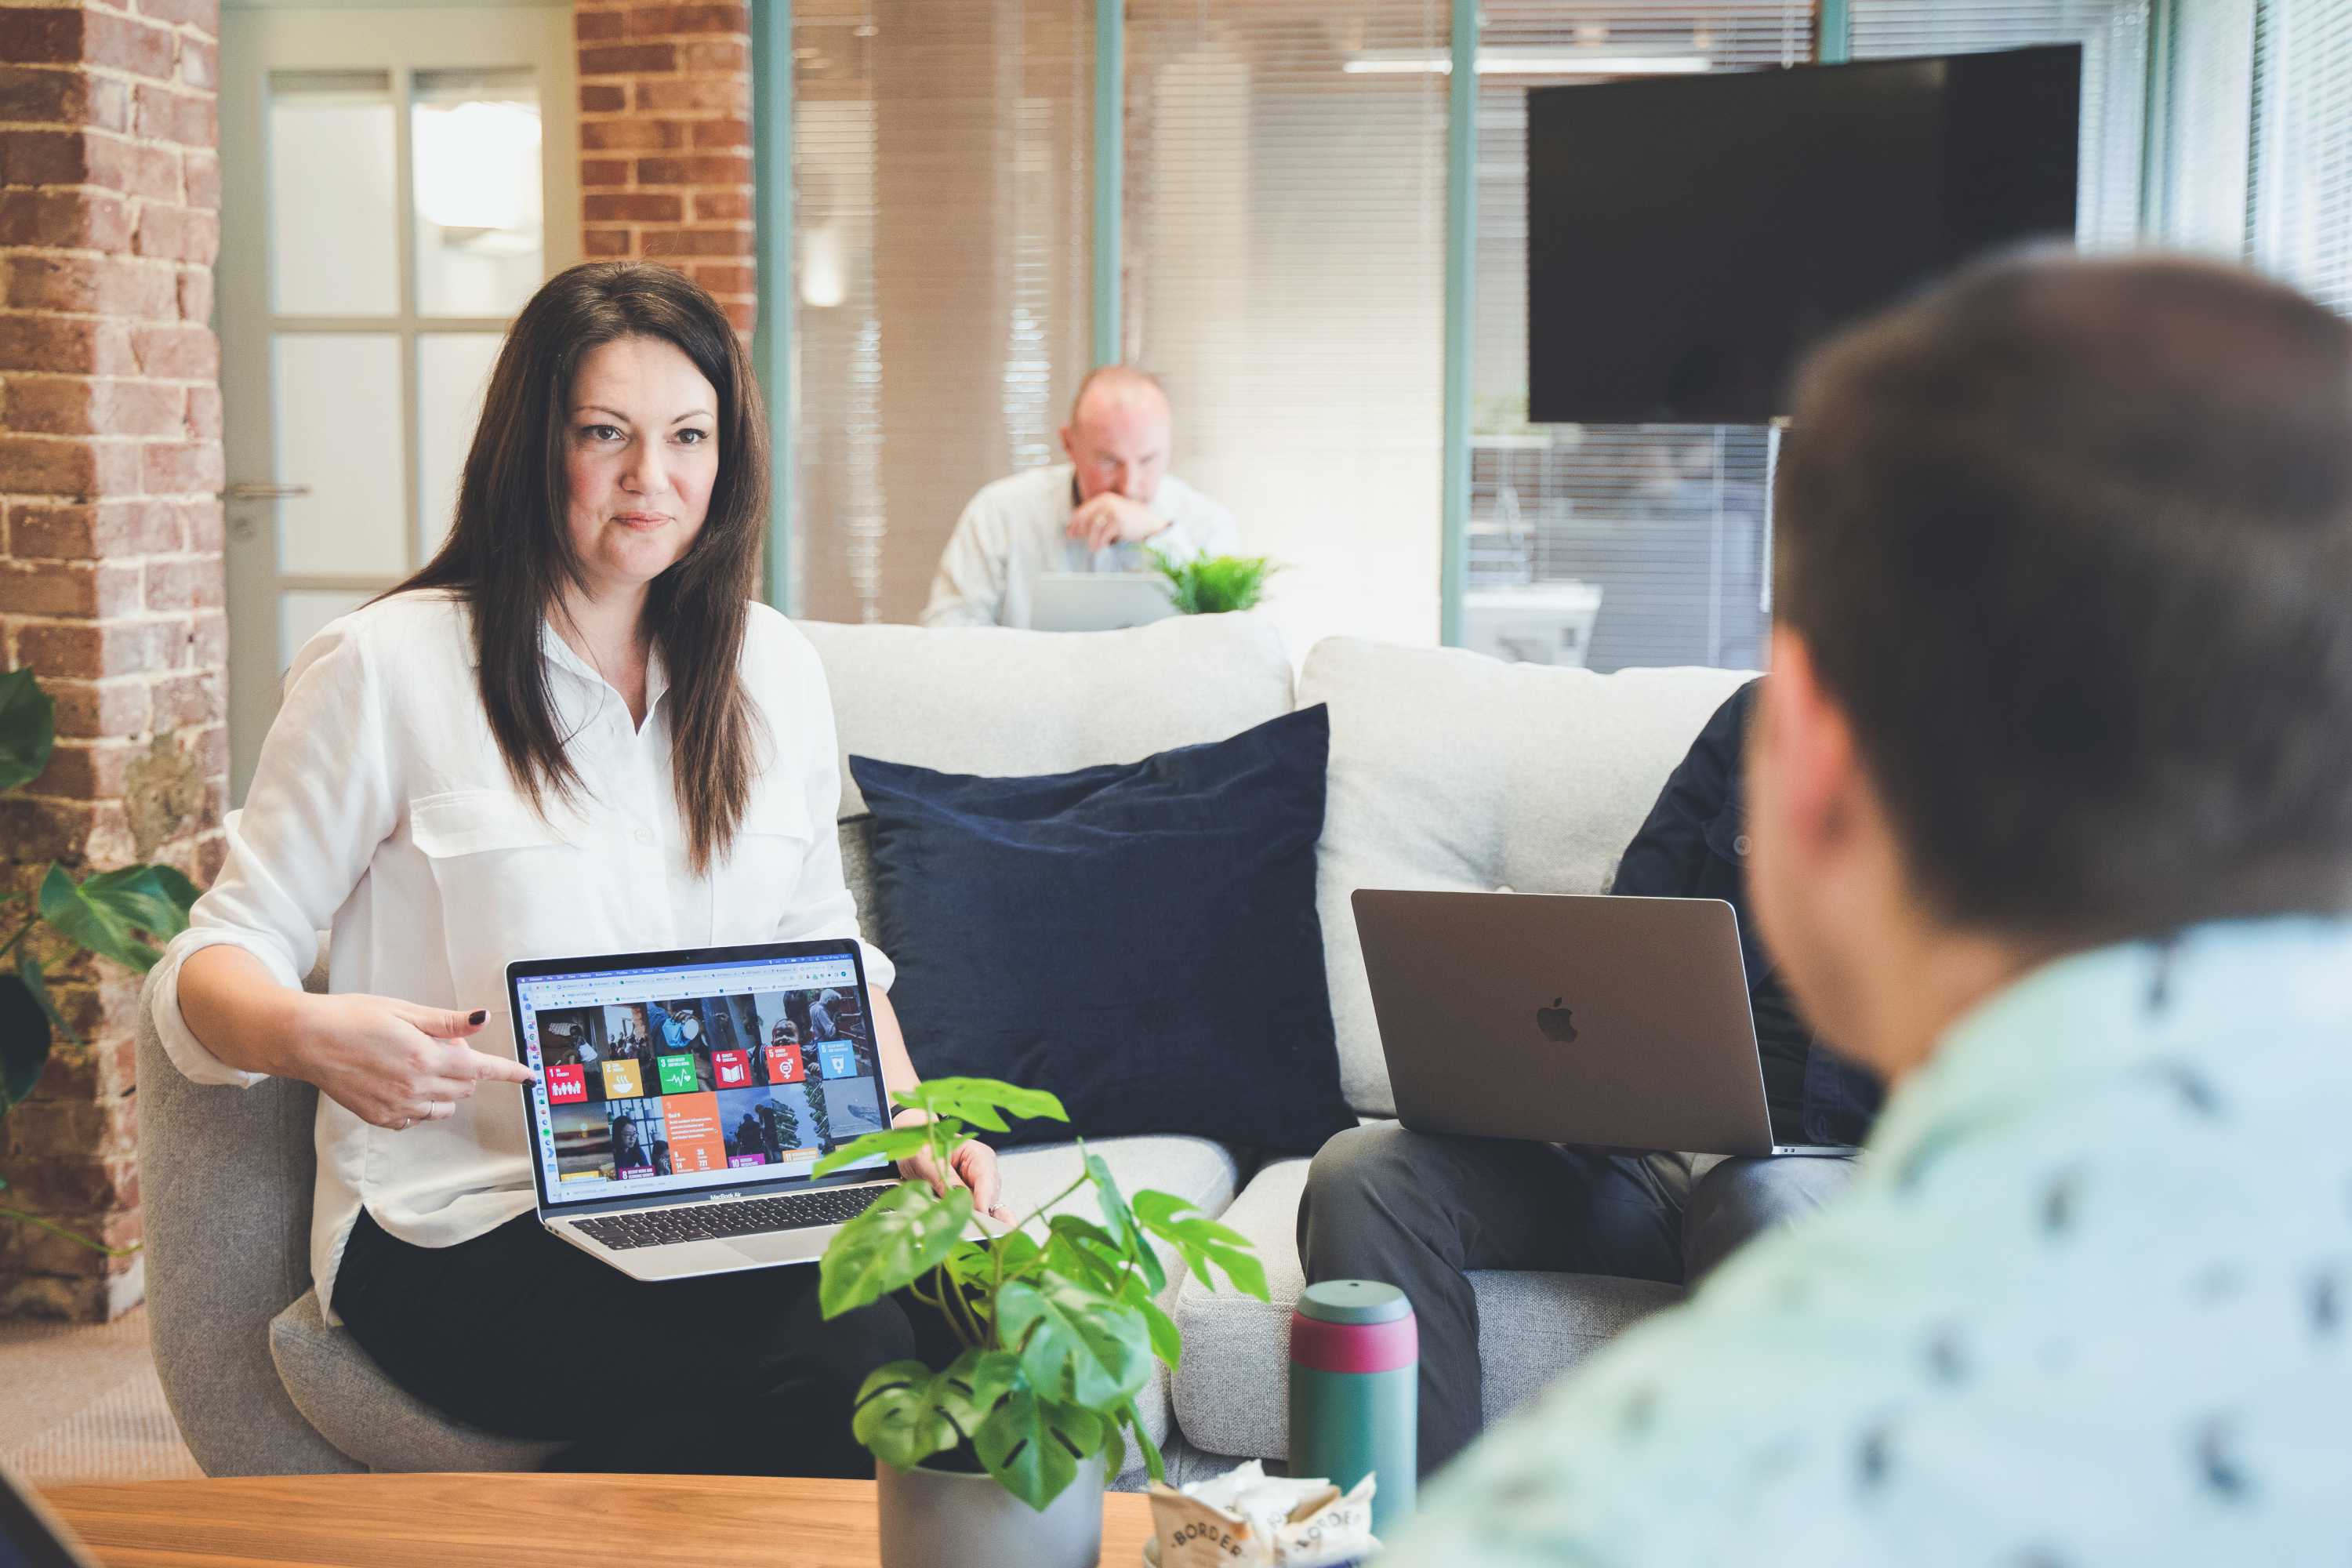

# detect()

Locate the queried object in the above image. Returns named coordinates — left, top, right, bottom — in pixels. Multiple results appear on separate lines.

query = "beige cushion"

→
left=1303, top=641, right=1751, bottom=1114
left=800, top=614, right=1296, bottom=815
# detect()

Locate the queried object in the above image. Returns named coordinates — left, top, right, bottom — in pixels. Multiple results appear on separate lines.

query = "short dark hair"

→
left=1775, top=251, right=2352, bottom=941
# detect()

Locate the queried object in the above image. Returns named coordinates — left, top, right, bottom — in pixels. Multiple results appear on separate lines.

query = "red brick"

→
left=0, top=188, right=132, bottom=251
left=11, top=1210, right=143, bottom=1281
left=0, top=66, right=131, bottom=134
left=132, top=84, right=216, bottom=147
left=3, top=254, right=180, bottom=318
left=0, top=433, right=111, bottom=495
left=581, top=118, right=682, bottom=152
left=16, top=619, right=177, bottom=681
left=580, top=158, right=630, bottom=187
left=579, top=83, right=626, bottom=114
left=181, top=149, right=216, bottom=211
left=2, top=376, right=187, bottom=437
left=149, top=668, right=218, bottom=729
left=691, top=117, right=750, bottom=149
left=0, top=796, right=95, bottom=862
left=87, top=11, right=183, bottom=80
left=186, top=382, right=218, bottom=437
left=41, top=677, right=150, bottom=740
left=29, top=737, right=143, bottom=799
left=635, top=153, right=748, bottom=187
left=0, top=559, right=140, bottom=616
left=182, top=498, right=220, bottom=550
left=633, top=76, right=747, bottom=114
left=195, top=829, right=222, bottom=882
left=0, top=1156, right=138, bottom=1214
left=132, top=202, right=217, bottom=264
left=141, top=437, right=222, bottom=494
left=187, top=610, right=225, bottom=667
left=24, top=1036, right=139, bottom=1105
left=176, top=35, right=216, bottom=92
left=679, top=41, right=747, bottom=73
left=0, top=315, right=134, bottom=376
left=626, top=5, right=749, bottom=36
left=0, top=9, right=87, bottom=67
left=721, top=298, right=754, bottom=335
left=176, top=265, right=210, bottom=321
left=640, top=226, right=753, bottom=259
left=132, top=0, right=223, bottom=30
left=128, top=322, right=216, bottom=379
left=2, top=1098, right=139, bottom=1163
left=579, top=43, right=677, bottom=77
left=583, top=191, right=681, bottom=223
left=583, top=227, right=630, bottom=258
left=575, top=9, right=625, bottom=41
left=9, top=499, right=186, bottom=559
left=143, top=556, right=220, bottom=609
left=688, top=263, right=755, bottom=294
left=0, top=130, right=180, bottom=204
left=690, top=190, right=752, bottom=223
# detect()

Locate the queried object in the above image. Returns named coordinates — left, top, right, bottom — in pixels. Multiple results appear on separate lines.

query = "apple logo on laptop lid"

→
left=1536, top=997, right=1580, bottom=1044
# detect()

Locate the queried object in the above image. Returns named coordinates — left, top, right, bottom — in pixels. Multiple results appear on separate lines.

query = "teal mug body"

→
left=1287, top=1279, right=1417, bottom=1537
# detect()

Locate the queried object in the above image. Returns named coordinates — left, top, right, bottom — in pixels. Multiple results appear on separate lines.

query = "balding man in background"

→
left=920, top=365, right=1239, bottom=628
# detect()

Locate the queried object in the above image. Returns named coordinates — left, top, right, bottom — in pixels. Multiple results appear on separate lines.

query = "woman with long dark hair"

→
left=148, top=263, right=1006, bottom=1475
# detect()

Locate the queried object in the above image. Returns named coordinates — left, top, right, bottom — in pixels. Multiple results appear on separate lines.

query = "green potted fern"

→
left=814, top=1076, right=1269, bottom=1568
left=1, top=667, right=200, bottom=1255
left=1147, top=549, right=1282, bottom=615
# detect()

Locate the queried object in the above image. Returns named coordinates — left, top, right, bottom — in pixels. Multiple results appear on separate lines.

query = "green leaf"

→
left=930, top=1348, right=1022, bottom=1441
left=0, top=668, right=56, bottom=793
left=811, top=1124, right=935, bottom=1178
left=852, top=1359, right=959, bottom=1471
left=17, top=950, right=74, bottom=1048
left=1087, top=1150, right=1166, bottom=1295
left=1145, top=550, right=1282, bottom=616
left=899, top=1076, right=1068, bottom=1132
left=996, top=1276, right=1152, bottom=1408
left=36, top=863, right=199, bottom=975
left=1137, top=1296, right=1182, bottom=1369
left=974, top=1384, right=1097, bottom=1512
left=1134, top=1189, right=1270, bottom=1301
left=818, top=1182, right=972, bottom=1319
left=0, top=969, right=52, bottom=1108
left=1124, top=1397, right=1166, bottom=1486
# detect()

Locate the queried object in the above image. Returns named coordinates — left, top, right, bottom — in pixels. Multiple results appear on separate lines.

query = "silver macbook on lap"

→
left=1030, top=571, right=1178, bottom=633
left=1351, top=890, right=1850, bottom=1159
left=506, top=938, right=902, bottom=1282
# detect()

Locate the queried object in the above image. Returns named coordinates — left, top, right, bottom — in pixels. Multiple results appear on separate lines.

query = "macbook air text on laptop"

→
left=507, top=938, right=899, bottom=1282
left=1352, top=890, right=1849, bottom=1159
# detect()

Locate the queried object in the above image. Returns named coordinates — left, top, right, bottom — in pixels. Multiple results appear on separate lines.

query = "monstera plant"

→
left=815, top=1076, right=1269, bottom=1513
left=1, top=667, right=199, bottom=1252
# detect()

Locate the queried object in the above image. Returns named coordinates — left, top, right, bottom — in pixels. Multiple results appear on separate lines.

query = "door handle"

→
left=224, top=481, right=312, bottom=501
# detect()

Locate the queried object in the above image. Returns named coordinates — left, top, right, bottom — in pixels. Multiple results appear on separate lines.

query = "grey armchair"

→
left=136, top=960, right=564, bottom=1474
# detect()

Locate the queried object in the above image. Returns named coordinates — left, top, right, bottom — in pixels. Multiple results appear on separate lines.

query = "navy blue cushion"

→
left=850, top=706, right=1353, bottom=1152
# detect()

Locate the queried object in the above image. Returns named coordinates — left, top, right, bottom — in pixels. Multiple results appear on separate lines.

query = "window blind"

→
left=1468, top=3, right=1809, bottom=673
left=2158, top=0, right=2257, bottom=258
left=1123, top=0, right=1451, bottom=648
left=1849, top=1, right=2153, bottom=250
left=791, top=0, right=1092, bottom=624
left=2249, top=0, right=2352, bottom=314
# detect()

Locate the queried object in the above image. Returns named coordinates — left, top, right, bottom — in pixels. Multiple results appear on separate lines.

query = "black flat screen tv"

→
left=1526, top=45, right=2081, bottom=425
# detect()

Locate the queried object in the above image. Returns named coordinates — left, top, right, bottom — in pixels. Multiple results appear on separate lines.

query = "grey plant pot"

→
left=876, top=1452, right=1108, bottom=1568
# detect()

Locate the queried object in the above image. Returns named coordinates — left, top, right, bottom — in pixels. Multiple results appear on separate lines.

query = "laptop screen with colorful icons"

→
left=506, top=939, right=893, bottom=1213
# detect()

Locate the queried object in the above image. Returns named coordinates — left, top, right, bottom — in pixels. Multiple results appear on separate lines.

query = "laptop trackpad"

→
left=725, top=1229, right=827, bottom=1266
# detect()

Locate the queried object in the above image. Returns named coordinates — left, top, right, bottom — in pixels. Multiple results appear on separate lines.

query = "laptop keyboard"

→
left=573, top=1185, right=887, bottom=1251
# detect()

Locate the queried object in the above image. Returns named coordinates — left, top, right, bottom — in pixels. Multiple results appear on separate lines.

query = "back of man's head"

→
left=1776, top=251, right=2352, bottom=943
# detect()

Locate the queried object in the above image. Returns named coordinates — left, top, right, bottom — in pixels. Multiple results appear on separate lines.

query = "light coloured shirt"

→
left=145, top=590, right=892, bottom=1324
left=920, top=461, right=1240, bottom=628
left=1387, top=917, right=2352, bottom=1566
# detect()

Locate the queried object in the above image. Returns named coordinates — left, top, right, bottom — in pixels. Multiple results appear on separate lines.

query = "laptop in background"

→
left=1030, top=572, right=1178, bottom=633
left=506, top=938, right=902, bottom=1282
left=1352, top=890, right=1850, bottom=1159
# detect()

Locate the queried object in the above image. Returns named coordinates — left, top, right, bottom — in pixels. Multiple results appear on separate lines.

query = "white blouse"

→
left=147, top=590, right=892, bottom=1323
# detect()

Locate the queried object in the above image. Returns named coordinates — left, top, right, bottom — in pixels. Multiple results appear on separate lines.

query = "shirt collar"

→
left=1864, top=916, right=2352, bottom=1181
left=537, top=619, right=671, bottom=715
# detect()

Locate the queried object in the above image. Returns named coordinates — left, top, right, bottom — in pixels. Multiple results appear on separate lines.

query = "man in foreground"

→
left=1385, top=252, right=2352, bottom=1562
left=920, top=365, right=1239, bottom=628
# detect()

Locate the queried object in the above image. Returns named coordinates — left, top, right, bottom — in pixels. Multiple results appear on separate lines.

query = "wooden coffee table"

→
left=42, top=1473, right=1158, bottom=1567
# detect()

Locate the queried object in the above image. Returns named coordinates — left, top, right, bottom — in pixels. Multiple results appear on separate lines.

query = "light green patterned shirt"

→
left=1385, top=918, right=2352, bottom=1567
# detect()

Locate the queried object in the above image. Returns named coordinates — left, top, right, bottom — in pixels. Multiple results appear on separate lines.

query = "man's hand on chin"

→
left=1067, top=491, right=1168, bottom=553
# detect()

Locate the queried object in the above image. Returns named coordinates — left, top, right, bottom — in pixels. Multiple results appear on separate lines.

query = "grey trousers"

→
left=1295, top=1123, right=1857, bottom=1475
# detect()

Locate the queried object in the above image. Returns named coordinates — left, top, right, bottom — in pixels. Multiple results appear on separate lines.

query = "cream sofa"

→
left=138, top=611, right=1744, bottom=1483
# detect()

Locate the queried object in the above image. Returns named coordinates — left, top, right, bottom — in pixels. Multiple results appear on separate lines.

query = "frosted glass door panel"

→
left=269, top=71, right=399, bottom=317
left=417, top=332, right=504, bottom=558
left=412, top=70, right=546, bottom=318
left=279, top=589, right=372, bottom=670
left=272, top=333, right=408, bottom=576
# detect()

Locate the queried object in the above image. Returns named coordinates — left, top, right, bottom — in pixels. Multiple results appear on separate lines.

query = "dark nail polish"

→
left=468, top=1009, right=488, bottom=1025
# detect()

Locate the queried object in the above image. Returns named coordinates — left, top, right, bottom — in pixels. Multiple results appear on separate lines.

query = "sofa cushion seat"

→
left=1168, top=1153, right=1682, bottom=1461
left=993, top=1134, right=1244, bottom=1484
left=267, top=1290, right=570, bottom=1473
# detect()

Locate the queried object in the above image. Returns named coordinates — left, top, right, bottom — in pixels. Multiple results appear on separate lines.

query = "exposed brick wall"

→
left=575, top=2, right=755, bottom=333
left=0, top=0, right=224, bottom=1320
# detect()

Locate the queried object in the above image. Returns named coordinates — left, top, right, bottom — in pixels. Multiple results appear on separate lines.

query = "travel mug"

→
left=1288, top=1279, right=1417, bottom=1536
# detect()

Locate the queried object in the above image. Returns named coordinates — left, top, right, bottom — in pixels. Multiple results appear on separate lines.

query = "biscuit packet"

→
left=1146, top=1460, right=1381, bottom=1568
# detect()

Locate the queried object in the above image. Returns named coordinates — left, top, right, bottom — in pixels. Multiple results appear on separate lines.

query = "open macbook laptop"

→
left=1352, top=890, right=1850, bottom=1159
left=1031, top=571, right=1178, bottom=633
left=0, top=1460, right=99, bottom=1568
left=506, top=938, right=902, bottom=1282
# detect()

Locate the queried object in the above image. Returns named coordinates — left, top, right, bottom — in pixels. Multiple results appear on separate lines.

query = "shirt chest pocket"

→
left=408, top=790, right=593, bottom=1002
left=712, top=800, right=815, bottom=943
